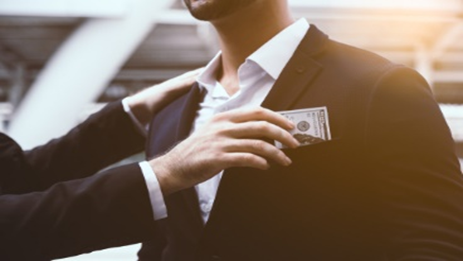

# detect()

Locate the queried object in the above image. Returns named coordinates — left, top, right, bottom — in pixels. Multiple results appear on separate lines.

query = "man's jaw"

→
left=185, top=0, right=210, bottom=8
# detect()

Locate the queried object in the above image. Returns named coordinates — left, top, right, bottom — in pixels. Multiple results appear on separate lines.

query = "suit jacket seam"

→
left=362, top=64, right=406, bottom=159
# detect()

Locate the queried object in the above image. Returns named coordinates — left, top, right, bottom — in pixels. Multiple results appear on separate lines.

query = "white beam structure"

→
left=288, top=0, right=463, bottom=11
left=440, top=104, right=463, bottom=142
left=0, top=0, right=129, bottom=18
left=9, top=64, right=26, bottom=107
left=8, top=0, right=175, bottom=149
left=155, top=9, right=462, bottom=27
left=157, top=9, right=201, bottom=25
left=434, top=71, right=463, bottom=83
left=431, top=21, right=463, bottom=60
left=1, top=0, right=460, bottom=23
left=0, top=103, right=12, bottom=133
left=115, top=69, right=188, bottom=81
left=414, top=44, right=434, bottom=85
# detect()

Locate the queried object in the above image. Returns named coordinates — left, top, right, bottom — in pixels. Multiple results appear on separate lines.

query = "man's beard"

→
left=183, top=0, right=257, bottom=21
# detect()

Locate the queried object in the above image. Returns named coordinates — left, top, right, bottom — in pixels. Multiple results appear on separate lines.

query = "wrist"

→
left=149, top=155, right=182, bottom=196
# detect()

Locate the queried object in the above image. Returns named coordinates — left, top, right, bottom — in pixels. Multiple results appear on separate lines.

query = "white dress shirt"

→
left=194, top=19, right=309, bottom=223
left=132, top=18, right=310, bottom=223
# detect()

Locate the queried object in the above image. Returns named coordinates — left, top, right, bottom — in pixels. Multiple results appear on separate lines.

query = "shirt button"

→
left=201, top=201, right=213, bottom=213
left=216, top=106, right=229, bottom=113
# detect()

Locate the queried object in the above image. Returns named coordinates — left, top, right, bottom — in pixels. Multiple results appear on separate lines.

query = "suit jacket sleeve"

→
left=2, top=101, right=146, bottom=194
left=0, top=163, right=158, bottom=260
left=0, top=101, right=158, bottom=259
left=365, top=66, right=463, bottom=260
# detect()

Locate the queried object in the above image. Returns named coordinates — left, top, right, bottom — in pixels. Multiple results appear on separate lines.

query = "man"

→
left=141, top=0, right=463, bottom=260
left=0, top=70, right=298, bottom=260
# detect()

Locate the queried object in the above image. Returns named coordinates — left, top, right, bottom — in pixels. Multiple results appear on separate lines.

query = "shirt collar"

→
left=197, top=52, right=222, bottom=94
left=196, top=18, right=310, bottom=91
left=247, top=18, right=309, bottom=80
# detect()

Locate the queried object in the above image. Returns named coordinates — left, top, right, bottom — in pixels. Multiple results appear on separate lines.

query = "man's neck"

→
left=211, top=2, right=294, bottom=96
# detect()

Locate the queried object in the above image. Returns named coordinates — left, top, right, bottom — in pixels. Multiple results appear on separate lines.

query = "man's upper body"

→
left=140, top=0, right=463, bottom=260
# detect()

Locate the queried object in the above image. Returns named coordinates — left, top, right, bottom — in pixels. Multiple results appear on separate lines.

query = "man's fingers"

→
left=217, top=107, right=294, bottom=130
left=224, top=139, right=292, bottom=166
left=226, top=121, right=299, bottom=148
left=222, top=153, right=270, bottom=170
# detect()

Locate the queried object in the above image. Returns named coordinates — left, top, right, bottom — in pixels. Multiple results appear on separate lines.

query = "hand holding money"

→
left=275, top=107, right=331, bottom=149
left=149, top=107, right=299, bottom=195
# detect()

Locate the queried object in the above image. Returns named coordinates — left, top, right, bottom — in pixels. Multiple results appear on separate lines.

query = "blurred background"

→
left=0, top=0, right=462, bottom=260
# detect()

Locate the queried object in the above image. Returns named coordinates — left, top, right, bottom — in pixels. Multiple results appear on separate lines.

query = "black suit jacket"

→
left=0, top=102, right=157, bottom=260
left=142, top=25, right=463, bottom=260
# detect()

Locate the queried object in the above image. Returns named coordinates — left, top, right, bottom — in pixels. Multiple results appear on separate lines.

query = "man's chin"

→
left=187, top=7, right=223, bottom=21
left=185, top=0, right=257, bottom=22
left=184, top=1, right=212, bottom=20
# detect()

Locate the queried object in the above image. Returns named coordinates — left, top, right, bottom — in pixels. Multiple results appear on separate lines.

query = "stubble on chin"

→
left=183, top=0, right=256, bottom=22
left=183, top=0, right=219, bottom=21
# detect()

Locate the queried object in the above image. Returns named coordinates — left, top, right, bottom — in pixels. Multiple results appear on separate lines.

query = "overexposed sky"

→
left=289, top=0, right=462, bottom=10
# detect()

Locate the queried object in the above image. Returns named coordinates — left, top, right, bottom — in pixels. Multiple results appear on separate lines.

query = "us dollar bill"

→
left=275, top=107, right=331, bottom=149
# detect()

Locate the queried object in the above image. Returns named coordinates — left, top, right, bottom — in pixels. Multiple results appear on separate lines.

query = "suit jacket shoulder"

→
left=143, top=25, right=463, bottom=261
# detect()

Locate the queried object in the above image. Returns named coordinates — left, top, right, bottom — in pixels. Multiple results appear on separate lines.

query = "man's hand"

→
left=149, top=107, right=299, bottom=195
left=126, top=68, right=202, bottom=126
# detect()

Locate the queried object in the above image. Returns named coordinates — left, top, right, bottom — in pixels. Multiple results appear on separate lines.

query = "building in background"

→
left=0, top=0, right=462, bottom=259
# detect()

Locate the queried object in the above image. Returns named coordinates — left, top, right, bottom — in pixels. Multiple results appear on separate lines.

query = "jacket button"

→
left=211, top=255, right=220, bottom=260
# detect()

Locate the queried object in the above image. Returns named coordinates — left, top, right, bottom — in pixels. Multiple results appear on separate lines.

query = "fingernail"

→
left=292, top=139, right=300, bottom=148
left=287, top=121, right=295, bottom=129
left=285, top=157, right=292, bottom=166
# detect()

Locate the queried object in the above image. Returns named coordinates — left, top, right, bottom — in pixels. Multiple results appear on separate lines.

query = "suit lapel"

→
left=157, top=84, right=205, bottom=229
left=168, top=26, right=329, bottom=229
left=261, top=25, right=328, bottom=111
left=176, top=83, right=205, bottom=229
left=175, top=83, right=204, bottom=142
left=209, top=26, right=330, bottom=222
